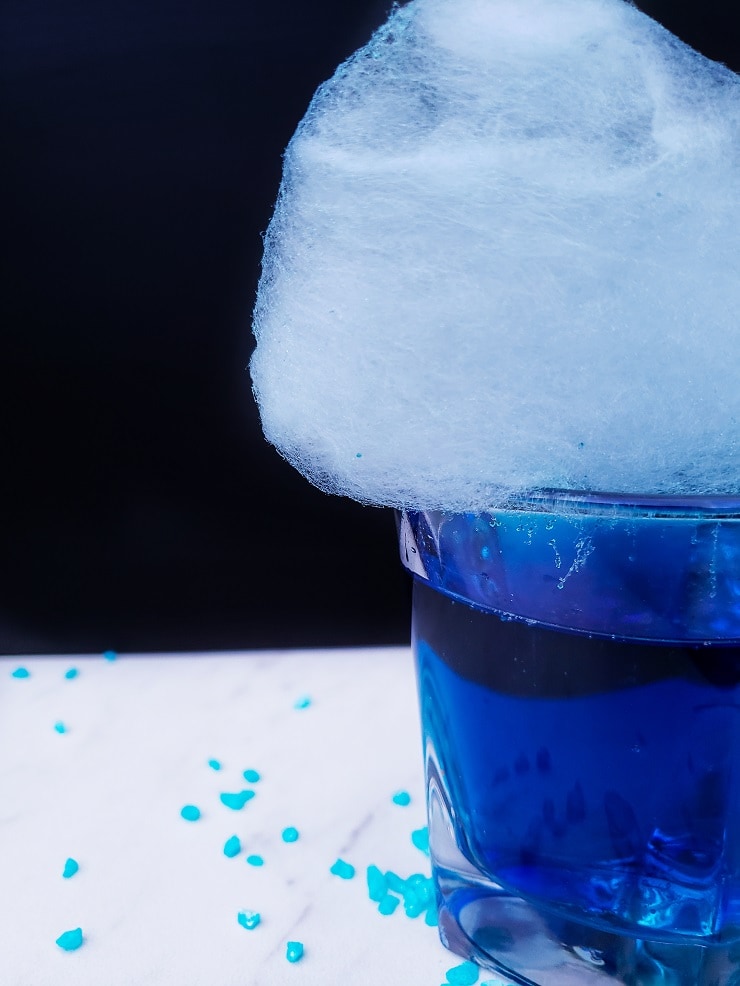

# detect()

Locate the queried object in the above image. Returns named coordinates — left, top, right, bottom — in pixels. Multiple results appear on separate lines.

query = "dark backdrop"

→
left=1, top=0, right=738, bottom=654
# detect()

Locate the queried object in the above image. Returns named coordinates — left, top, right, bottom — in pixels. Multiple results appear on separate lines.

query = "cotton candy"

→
left=251, top=0, right=740, bottom=510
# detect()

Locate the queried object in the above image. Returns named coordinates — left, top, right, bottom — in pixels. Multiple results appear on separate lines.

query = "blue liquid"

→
left=413, top=578, right=740, bottom=984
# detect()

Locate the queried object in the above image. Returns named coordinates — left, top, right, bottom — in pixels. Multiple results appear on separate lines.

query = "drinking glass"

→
left=400, top=493, right=740, bottom=986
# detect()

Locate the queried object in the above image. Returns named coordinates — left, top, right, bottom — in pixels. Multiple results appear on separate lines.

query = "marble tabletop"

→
left=1, top=647, right=504, bottom=986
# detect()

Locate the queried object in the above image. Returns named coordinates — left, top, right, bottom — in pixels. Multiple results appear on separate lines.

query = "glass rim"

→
left=476, top=488, right=740, bottom=519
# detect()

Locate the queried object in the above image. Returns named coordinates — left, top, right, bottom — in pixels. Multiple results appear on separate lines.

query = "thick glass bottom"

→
left=430, top=778, right=740, bottom=986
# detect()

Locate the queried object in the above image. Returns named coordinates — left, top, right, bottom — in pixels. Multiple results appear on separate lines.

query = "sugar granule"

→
left=293, top=696, right=312, bottom=710
left=330, top=858, right=355, bottom=879
left=207, top=758, right=222, bottom=771
left=220, top=790, right=255, bottom=810
left=62, top=858, right=79, bottom=879
left=54, top=721, right=67, bottom=734
left=180, top=804, right=201, bottom=821
left=11, top=667, right=30, bottom=679
left=64, top=668, right=79, bottom=680
left=243, top=768, right=261, bottom=783
left=405, top=873, right=433, bottom=907
left=246, top=854, right=264, bottom=867
left=102, top=650, right=117, bottom=662
left=378, top=893, right=400, bottom=916
left=237, top=910, right=261, bottom=930
left=446, top=960, right=481, bottom=985
left=286, top=941, right=304, bottom=963
left=56, top=928, right=84, bottom=951
left=385, top=870, right=406, bottom=895
left=281, top=826, right=299, bottom=843
left=412, top=826, right=430, bottom=855
left=404, top=896, right=425, bottom=918
left=223, top=835, right=242, bottom=858
left=366, top=864, right=387, bottom=902
left=392, top=790, right=411, bottom=806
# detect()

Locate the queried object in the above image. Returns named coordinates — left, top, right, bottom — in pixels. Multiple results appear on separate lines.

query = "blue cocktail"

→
left=401, top=494, right=740, bottom=985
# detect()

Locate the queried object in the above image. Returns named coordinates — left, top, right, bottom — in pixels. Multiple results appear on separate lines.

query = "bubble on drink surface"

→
left=251, top=0, right=740, bottom=509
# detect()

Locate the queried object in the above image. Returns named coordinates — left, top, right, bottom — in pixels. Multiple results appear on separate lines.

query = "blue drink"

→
left=401, top=496, right=740, bottom=985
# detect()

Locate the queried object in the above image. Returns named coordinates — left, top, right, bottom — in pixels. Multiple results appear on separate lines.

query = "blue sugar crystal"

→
left=425, top=904, right=439, bottom=927
left=62, top=858, right=79, bottom=879
left=281, top=826, right=299, bottom=843
left=286, top=941, right=304, bottom=963
left=404, top=896, right=425, bottom=918
left=220, top=790, right=255, bottom=810
left=102, top=650, right=117, bottom=662
left=330, top=858, right=355, bottom=879
left=237, top=910, right=261, bottom=930
left=446, top=961, right=480, bottom=985
left=54, top=721, right=68, bottom=734
left=246, top=854, right=264, bottom=867
left=411, top=826, right=430, bottom=855
left=223, top=835, right=242, bottom=858
left=56, top=928, right=83, bottom=951
left=64, top=667, right=79, bottom=680
left=392, top=790, right=411, bottom=806
left=404, top=873, right=433, bottom=906
left=385, top=870, right=406, bottom=895
left=242, top=769, right=260, bottom=783
left=11, top=667, right=30, bottom=679
left=378, top=894, right=400, bottom=915
left=293, top=695, right=312, bottom=710
left=366, top=864, right=387, bottom=902
left=208, top=758, right=222, bottom=771
left=180, top=805, right=201, bottom=821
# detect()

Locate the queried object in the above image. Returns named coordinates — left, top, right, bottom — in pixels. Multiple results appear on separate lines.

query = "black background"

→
left=2, top=0, right=739, bottom=655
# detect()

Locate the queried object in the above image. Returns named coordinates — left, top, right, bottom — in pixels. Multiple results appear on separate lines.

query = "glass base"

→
left=430, top=771, right=740, bottom=986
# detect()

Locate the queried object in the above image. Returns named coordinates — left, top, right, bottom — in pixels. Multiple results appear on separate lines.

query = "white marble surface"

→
left=1, top=647, right=500, bottom=986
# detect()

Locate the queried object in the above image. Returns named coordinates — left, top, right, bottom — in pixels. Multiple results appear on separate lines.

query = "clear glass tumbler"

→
left=400, top=493, right=740, bottom=986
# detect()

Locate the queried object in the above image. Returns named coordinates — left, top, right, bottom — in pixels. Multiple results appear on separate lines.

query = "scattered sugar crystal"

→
left=207, top=758, right=222, bottom=771
left=330, top=858, right=355, bottom=879
left=286, top=941, right=304, bottom=963
left=223, top=835, right=242, bottom=858
left=242, top=769, right=260, bottom=783
left=251, top=0, right=740, bottom=509
left=405, top=873, right=433, bottom=907
left=404, top=896, right=425, bottom=918
left=446, top=961, right=480, bottom=985
left=412, top=826, right=430, bottom=855
left=293, top=696, right=312, bottom=710
left=102, top=650, right=117, bottom=662
left=64, top=668, right=79, bottom=680
left=220, top=790, right=255, bottom=810
left=392, top=790, right=411, bottom=806
left=56, top=928, right=84, bottom=951
left=366, top=864, right=387, bottom=902
left=385, top=870, right=406, bottom=895
left=378, top=893, right=400, bottom=916
left=425, top=904, right=439, bottom=927
left=237, top=910, right=261, bottom=930
left=281, top=826, right=299, bottom=843
left=180, top=805, right=201, bottom=821
left=246, top=854, right=264, bottom=867
left=54, top=721, right=67, bottom=734
left=62, top=858, right=79, bottom=879
left=11, top=667, right=30, bottom=679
